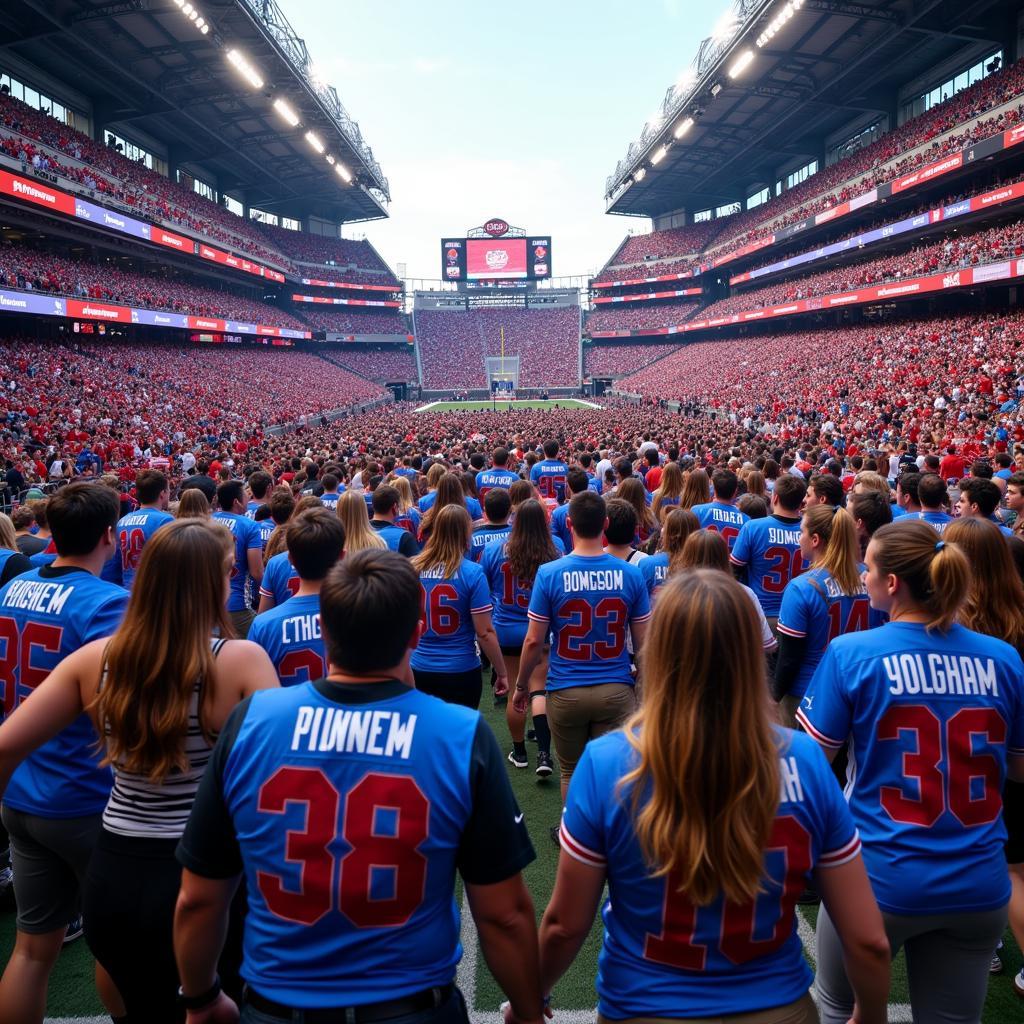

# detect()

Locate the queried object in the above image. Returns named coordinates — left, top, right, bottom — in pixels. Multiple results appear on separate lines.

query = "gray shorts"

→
left=1, top=804, right=102, bottom=934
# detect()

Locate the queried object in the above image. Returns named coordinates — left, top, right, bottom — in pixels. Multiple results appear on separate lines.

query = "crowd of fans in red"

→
left=415, top=305, right=580, bottom=389
left=699, top=217, right=1024, bottom=318
left=583, top=340, right=681, bottom=377
left=258, top=224, right=401, bottom=287
left=615, top=311, right=1024, bottom=456
left=585, top=298, right=701, bottom=334
left=321, top=345, right=418, bottom=382
left=297, top=308, right=410, bottom=334
left=600, top=222, right=720, bottom=269
left=0, top=241, right=308, bottom=328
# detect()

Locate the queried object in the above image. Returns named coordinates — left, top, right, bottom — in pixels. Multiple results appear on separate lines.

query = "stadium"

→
left=2, top=0, right=1024, bottom=1021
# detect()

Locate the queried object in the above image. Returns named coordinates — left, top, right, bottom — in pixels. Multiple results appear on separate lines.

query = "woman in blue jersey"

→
left=0, top=514, right=32, bottom=586
left=775, top=505, right=883, bottom=724
left=481, top=499, right=563, bottom=778
left=411, top=504, right=508, bottom=709
left=0, top=519, right=278, bottom=1022
left=536, top=570, right=890, bottom=1023
left=798, top=520, right=1024, bottom=1024
left=639, top=507, right=699, bottom=599
left=391, top=474, right=422, bottom=540
left=417, top=473, right=474, bottom=544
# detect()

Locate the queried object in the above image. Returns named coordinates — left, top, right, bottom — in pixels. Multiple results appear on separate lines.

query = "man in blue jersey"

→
left=249, top=510, right=343, bottom=686
left=957, top=477, right=1013, bottom=536
left=470, top=489, right=512, bottom=563
left=116, top=469, right=173, bottom=591
left=213, top=480, right=265, bottom=637
left=915, top=473, right=953, bottom=533
left=0, top=483, right=128, bottom=1023
left=245, top=471, right=273, bottom=519
left=476, top=448, right=519, bottom=499
left=691, top=470, right=750, bottom=553
left=730, top=474, right=806, bottom=625
left=370, top=485, right=419, bottom=556
left=514, top=491, right=650, bottom=809
left=530, top=441, right=569, bottom=504
left=175, top=549, right=542, bottom=1024
left=550, top=469, right=589, bottom=553
left=319, top=472, right=345, bottom=512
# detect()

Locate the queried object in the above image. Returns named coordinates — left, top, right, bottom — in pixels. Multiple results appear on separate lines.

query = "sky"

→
left=281, top=0, right=728, bottom=281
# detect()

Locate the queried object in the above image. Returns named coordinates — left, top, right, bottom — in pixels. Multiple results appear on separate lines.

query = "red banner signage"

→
left=0, top=169, right=76, bottom=216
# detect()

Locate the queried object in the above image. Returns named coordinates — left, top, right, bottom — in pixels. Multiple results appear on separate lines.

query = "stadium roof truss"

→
left=0, top=0, right=390, bottom=223
left=605, top=0, right=1019, bottom=217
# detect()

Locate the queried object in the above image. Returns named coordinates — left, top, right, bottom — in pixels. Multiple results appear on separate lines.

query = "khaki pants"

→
left=229, top=607, right=255, bottom=639
left=547, top=682, right=637, bottom=782
left=597, top=991, right=818, bottom=1024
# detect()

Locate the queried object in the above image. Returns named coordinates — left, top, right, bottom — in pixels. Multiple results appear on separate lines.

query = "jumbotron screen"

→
left=441, top=236, right=551, bottom=281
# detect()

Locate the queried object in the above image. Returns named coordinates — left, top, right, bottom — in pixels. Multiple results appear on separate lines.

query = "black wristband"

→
left=177, top=975, right=221, bottom=1011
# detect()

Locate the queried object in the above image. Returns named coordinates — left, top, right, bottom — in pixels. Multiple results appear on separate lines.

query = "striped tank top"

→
left=102, top=638, right=226, bottom=839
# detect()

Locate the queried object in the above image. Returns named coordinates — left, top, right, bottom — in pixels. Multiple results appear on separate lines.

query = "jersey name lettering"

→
left=779, top=756, right=805, bottom=804
left=1, top=579, right=74, bottom=616
left=883, top=654, right=998, bottom=697
left=291, top=706, right=417, bottom=759
left=562, top=569, right=624, bottom=592
left=282, top=613, right=321, bottom=644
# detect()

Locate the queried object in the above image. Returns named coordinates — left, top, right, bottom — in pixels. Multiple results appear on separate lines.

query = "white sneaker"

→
left=1014, top=968, right=1024, bottom=998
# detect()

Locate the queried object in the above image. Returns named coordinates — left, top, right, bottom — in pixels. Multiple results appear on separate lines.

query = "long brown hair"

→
left=412, top=504, right=471, bottom=579
left=618, top=477, right=657, bottom=534
left=803, top=504, right=862, bottom=595
left=418, top=474, right=467, bottom=536
left=176, top=489, right=210, bottom=519
left=652, top=462, right=684, bottom=522
left=624, top=570, right=779, bottom=904
left=662, top=508, right=700, bottom=575
left=337, top=489, right=385, bottom=553
left=506, top=499, right=559, bottom=581
left=93, top=519, right=233, bottom=782
left=945, top=517, right=1024, bottom=653
left=678, top=529, right=730, bottom=571
left=870, top=520, right=969, bottom=633
left=679, top=468, right=711, bottom=510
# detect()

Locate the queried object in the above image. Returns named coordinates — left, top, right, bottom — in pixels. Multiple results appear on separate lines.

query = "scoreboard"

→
left=442, top=218, right=551, bottom=283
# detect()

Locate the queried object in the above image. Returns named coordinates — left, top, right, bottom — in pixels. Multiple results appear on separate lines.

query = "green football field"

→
left=415, top=399, right=600, bottom=413
left=6, top=697, right=1024, bottom=1021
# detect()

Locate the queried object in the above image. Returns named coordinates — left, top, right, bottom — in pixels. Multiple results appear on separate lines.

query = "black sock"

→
left=513, top=741, right=527, bottom=757
left=111, top=1016, right=130, bottom=1024
left=532, top=714, right=551, bottom=754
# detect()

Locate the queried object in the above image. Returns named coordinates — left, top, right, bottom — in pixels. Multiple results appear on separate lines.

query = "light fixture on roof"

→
left=226, top=49, right=264, bottom=90
left=273, top=97, right=300, bottom=127
left=325, top=154, right=336, bottom=165
left=728, top=49, right=755, bottom=79
left=651, top=145, right=668, bottom=166
left=674, top=116, right=694, bottom=139
left=305, top=130, right=324, bottom=153
left=756, top=0, right=804, bottom=48
left=711, top=9, right=739, bottom=43
left=634, top=167, right=647, bottom=181
left=335, top=162, right=352, bottom=183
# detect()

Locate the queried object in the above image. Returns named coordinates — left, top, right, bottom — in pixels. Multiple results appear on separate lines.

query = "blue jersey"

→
left=411, top=558, right=492, bottom=674
left=729, top=515, right=805, bottom=618
left=480, top=538, right=565, bottom=648
left=469, top=524, right=511, bottom=563
left=418, top=492, right=483, bottom=521
left=988, top=514, right=1014, bottom=537
left=889, top=504, right=909, bottom=518
left=639, top=552, right=669, bottom=598
left=777, top=565, right=884, bottom=699
left=691, top=501, right=750, bottom=553
left=550, top=503, right=573, bottom=552
left=256, top=518, right=275, bottom=554
left=213, top=511, right=264, bottom=612
left=248, top=594, right=326, bottom=687
left=0, top=567, right=128, bottom=817
left=245, top=500, right=266, bottom=520
left=561, top=728, right=859, bottom=1019
left=177, top=679, right=533, bottom=1008
left=393, top=466, right=417, bottom=480
left=528, top=553, right=650, bottom=690
left=116, top=507, right=174, bottom=591
left=320, top=492, right=342, bottom=512
left=394, top=506, right=421, bottom=540
left=475, top=468, right=519, bottom=498
left=916, top=510, right=953, bottom=534
left=260, top=551, right=300, bottom=608
left=530, top=459, right=569, bottom=504
left=797, top=621, right=1024, bottom=914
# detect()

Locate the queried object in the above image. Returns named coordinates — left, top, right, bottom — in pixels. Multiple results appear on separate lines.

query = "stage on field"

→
left=415, top=399, right=601, bottom=413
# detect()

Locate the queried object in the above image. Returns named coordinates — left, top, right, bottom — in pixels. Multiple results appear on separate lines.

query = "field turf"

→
left=415, top=400, right=599, bottom=413
left=7, top=695, right=1023, bottom=1021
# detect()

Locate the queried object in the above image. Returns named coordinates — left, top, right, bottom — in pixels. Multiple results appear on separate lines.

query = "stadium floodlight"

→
left=634, top=167, right=647, bottom=181
left=674, top=116, right=694, bottom=140
left=728, top=49, right=755, bottom=79
left=335, top=162, right=352, bottom=183
left=187, top=8, right=198, bottom=20
left=325, top=154, right=336, bottom=165
left=199, top=22, right=209, bottom=34
left=711, top=9, right=739, bottom=44
left=273, top=97, right=300, bottom=127
left=174, top=0, right=185, bottom=7
left=305, top=130, right=325, bottom=153
left=182, top=1, right=193, bottom=12
left=651, top=145, right=668, bottom=166
left=226, top=49, right=264, bottom=90
left=756, top=0, right=804, bottom=48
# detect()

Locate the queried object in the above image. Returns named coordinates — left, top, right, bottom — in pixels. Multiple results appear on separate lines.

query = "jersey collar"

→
left=312, top=677, right=411, bottom=704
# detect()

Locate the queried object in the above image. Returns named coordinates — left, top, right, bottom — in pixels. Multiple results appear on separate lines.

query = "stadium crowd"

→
left=586, top=298, right=701, bottom=334
left=297, top=307, right=410, bottom=334
left=599, top=222, right=721, bottom=268
left=259, top=224, right=400, bottom=283
left=415, top=306, right=580, bottom=389
left=321, top=345, right=418, bottom=382
left=583, top=340, right=681, bottom=377
left=593, top=254, right=699, bottom=284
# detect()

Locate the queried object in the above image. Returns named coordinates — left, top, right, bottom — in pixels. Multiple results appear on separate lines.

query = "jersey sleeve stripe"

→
left=776, top=623, right=807, bottom=638
left=559, top=825, right=606, bottom=869
left=630, top=611, right=652, bottom=624
left=728, top=555, right=747, bottom=566
left=794, top=708, right=845, bottom=750
left=527, top=611, right=549, bottom=623
left=1009, top=746, right=1024, bottom=756
left=470, top=604, right=493, bottom=614
left=819, top=831, right=862, bottom=868
left=762, top=638, right=778, bottom=650
left=258, top=586, right=272, bottom=598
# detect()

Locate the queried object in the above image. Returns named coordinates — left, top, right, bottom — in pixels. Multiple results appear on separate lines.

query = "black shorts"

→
left=413, top=667, right=482, bottom=710
left=1005, top=780, right=1024, bottom=864
left=500, top=642, right=524, bottom=657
